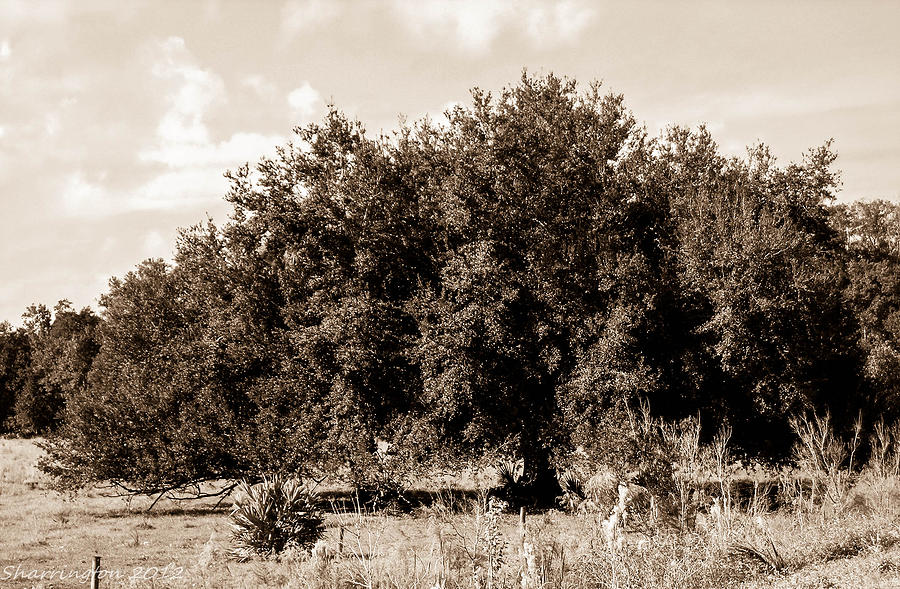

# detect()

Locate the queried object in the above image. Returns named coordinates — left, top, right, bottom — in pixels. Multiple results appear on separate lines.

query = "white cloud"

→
left=242, top=74, right=276, bottom=99
left=0, top=0, right=68, bottom=27
left=281, top=0, right=341, bottom=35
left=143, top=230, right=168, bottom=257
left=44, top=113, right=60, bottom=136
left=391, top=0, right=510, bottom=52
left=61, top=172, right=110, bottom=215
left=68, top=132, right=286, bottom=216
left=130, top=169, right=227, bottom=210
left=60, top=37, right=287, bottom=219
left=390, top=0, right=595, bottom=52
left=0, top=40, right=10, bottom=60
left=140, top=131, right=285, bottom=167
left=418, top=100, right=465, bottom=126
left=287, top=81, right=322, bottom=120
left=643, top=86, right=894, bottom=135
left=141, top=37, right=284, bottom=168
left=61, top=168, right=230, bottom=217
left=99, top=236, right=117, bottom=253
left=150, top=37, right=225, bottom=146
left=524, top=1, right=595, bottom=46
left=0, top=125, right=5, bottom=138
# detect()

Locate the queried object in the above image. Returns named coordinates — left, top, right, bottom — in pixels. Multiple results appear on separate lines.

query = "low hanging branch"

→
left=98, top=478, right=243, bottom=511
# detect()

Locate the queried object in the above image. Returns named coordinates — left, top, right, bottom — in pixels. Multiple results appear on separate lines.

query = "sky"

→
left=1, top=0, right=899, bottom=324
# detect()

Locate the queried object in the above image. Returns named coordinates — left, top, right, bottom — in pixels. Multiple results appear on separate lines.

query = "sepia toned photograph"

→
left=1, top=1, right=899, bottom=587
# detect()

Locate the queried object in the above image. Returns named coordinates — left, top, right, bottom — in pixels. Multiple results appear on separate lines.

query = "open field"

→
left=4, top=439, right=900, bottom=588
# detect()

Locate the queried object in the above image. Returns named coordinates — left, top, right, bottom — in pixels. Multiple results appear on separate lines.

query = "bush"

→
left=557, top=469, right=587, bottom=511
left=494, top=458, right=530, bottom=505
left=560, top=401, right=730, bottom=531
left=230, top=474, right=326, bottom=561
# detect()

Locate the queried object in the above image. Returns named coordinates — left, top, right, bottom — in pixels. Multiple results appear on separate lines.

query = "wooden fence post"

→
left=90, top=555, right=100, bottom=589
left=519, top=507, right=526, bottom=549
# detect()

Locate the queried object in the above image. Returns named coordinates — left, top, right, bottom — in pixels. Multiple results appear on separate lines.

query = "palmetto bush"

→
left=496, top=458, right=524, bottom=489
left=229, top=474, right=326, bottom=561
left=557, top=469, right=587, bottom=512
left=494, top=458, right=528, bottom=504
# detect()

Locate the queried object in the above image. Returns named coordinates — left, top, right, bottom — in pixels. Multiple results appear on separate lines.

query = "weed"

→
left=790, top=410, right=862, bottom=514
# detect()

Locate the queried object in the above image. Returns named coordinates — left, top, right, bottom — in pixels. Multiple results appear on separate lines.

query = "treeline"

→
left=3, top=74, right=900, bottom=498
left=0, top=301, right=99, bottom=436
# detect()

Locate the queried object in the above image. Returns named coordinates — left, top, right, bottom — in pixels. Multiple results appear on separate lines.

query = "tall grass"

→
left=789, top=410, right=862, bottom=515
left=7, top=414, right=900, bottom=588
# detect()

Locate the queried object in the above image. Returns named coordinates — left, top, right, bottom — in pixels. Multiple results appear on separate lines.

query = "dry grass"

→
left=0, top=438, right=223, bottom=587
left=4, top=438, right=900, bottom=588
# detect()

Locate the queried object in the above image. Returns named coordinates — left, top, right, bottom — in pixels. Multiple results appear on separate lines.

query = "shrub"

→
left=790, top=410, right=862, bottom=512
left=496, top=458, right=524, bottom=489
left=867, top=419, right=900, bottom=479
left=346, top=434, right=428, bottom=512
left=230, top=474, right=326, bottom=561
left=494, top=458, right=528, bottom=504
left=557, top=469, right=587, bottom=511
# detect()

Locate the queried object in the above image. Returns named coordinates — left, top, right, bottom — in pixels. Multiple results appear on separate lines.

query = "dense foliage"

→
left=0, top=73, right=895, bottom=499
left=1, top=301, right=99, bottom=435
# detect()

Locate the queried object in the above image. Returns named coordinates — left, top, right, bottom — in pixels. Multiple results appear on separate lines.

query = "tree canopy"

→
left=20, top=72, right=898, bottom=500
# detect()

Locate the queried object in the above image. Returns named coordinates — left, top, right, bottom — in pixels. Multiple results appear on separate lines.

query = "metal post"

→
left=519, top=507, right=526, bottom=550
left=90, top=555, right=101, bottom=589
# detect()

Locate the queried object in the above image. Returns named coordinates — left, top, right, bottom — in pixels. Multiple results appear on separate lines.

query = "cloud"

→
left=417, top=100, right=465, bottom=127
left=287, top=81, right=323, bottom=120
left=151, top=37, right=225, bottom=146
left=143, top=230, right=168, bottom=257
left=389, top=0, right=595, bottom=52
left=61, top=37, right=287, bottom=218
left=0, top=40, right=10, bottom=60
left=140, top=130, right=285, bottom=168
left=0, top=0, right=68, bottom=27
left=242, top=74, right=277, bottom=99
left=61, top=172, right=108, bottom=215
left=141, top=38, right=284, bottom=167
left=61, top=168, right=232, bottom=217
left=391, top=0, right=510, bottom=52
left=524, top=1, right=595, bottom=46
left=281, top=0, right=341, bottom=36
left=642, top=86, right=900, bottom=138
left=44, top=112, right=60, bottom=136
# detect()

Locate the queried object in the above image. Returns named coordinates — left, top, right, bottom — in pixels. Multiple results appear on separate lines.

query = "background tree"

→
left=13, top=301, right=100, bottom=435
left=42, top=259, right=244, bottom=495
left=830, top=200, right=900, bottom=416
left=666, top=134, right=862, bottom=452
left=0, top=322, right=30, bottom=432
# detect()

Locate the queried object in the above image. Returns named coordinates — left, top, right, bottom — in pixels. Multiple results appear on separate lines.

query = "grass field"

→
left=4, top=438, right=900, bottom=588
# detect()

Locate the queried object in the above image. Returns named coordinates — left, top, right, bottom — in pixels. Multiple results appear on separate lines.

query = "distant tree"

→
left=666, top=136, right=863, bottom=451
left=41, top=258, right=247, bottom=495
left=830, top=200, right=900, bottom=416
left=0, top=322, right=30, bottom=432
left=831, top=200, right=900, bottom=258
left=13, top=301, right=100, bottom=435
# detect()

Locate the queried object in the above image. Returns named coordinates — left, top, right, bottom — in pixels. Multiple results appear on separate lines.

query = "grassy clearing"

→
left=4, top=438, right=900, bottom=588
left=0, top=439, right=222, bottom=586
